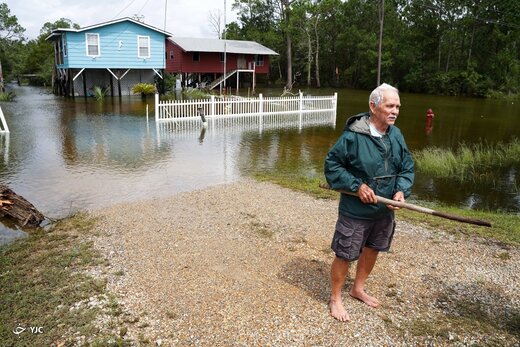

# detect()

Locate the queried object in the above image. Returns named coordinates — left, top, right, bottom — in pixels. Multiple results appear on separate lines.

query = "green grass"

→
left=0, top=91, right=16, bottom=101
left=413, top=138, right=520, bottom=182
left=253, top=171, right=520, bottom=246
left=0, top=213, right=126, bottom=346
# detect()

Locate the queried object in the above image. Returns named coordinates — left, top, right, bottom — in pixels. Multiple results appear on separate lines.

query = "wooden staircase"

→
left=208, top=70, right=238, bottom=90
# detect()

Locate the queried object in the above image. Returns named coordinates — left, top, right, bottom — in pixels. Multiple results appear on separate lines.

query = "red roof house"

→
left=165, top=37, right=278, bottom=90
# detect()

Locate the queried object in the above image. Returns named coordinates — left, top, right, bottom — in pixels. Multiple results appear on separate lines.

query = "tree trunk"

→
left=286, top=32, right=293, bottom=89
left=306, top=29, right=312, bottom=86
left=314, top=17, right=321, bottom=88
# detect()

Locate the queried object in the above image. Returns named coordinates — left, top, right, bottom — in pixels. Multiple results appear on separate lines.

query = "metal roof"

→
left=168, top=37, right=278, bottom=56
left=46, top=17, right=172, bottom=41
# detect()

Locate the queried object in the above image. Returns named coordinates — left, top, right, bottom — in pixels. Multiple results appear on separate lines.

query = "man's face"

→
left=369, top=90, right=401, bottom=129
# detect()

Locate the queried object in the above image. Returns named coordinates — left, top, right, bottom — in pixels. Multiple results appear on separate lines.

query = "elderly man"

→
left=324, top=83, right=414, bottom=322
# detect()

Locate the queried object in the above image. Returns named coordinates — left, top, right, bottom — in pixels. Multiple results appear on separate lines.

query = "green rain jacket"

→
left=324, top=112, right=415, bottom=220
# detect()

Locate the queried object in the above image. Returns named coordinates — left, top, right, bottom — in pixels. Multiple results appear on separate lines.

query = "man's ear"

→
left=369, top=102, right=377, bottom=114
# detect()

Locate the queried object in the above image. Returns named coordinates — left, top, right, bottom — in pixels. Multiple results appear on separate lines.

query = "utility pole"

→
left=223, top=0, right=227, bottom=95
left=0, top=58, right=4, bottom=93
left=377, top=0, right=384, bottom=86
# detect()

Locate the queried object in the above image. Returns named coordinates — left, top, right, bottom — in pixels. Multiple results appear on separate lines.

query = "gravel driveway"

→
left=91, top=179, right=520, bottom=346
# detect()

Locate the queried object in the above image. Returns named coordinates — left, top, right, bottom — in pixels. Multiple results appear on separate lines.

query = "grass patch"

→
left=0, top=213, right=122, bottom=345
left=397, top=204, right=520, bottom=246
left=0, top=91, right=16, bottom=101
left=254, top=172, right=337, bottom=200
left=252, top=171, right=520, bottom=246
left=250, top=221, right=274, bottom=238
left=402, top=294, right=520, bottom=344
left=413, top=138, right=520, bottom=183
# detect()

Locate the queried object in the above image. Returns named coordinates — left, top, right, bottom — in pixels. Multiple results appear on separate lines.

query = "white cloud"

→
left=3, top=0, right=238, bottom=40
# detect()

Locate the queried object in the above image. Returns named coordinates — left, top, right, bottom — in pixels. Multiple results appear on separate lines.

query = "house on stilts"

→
left=46, top=17, right=171, bottom=97
left=165, top=37, right=278, bottom=92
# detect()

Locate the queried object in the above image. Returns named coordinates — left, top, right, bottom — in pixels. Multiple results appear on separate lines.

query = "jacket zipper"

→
left=380, top=136, right=389, bottom=173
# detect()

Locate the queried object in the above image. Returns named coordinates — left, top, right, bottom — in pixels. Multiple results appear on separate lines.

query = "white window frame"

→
left=86, top=33, right=100, bottom=57
left=62, top=34, right=67, bottom=57
left=137, top=35, right=150, bottom=58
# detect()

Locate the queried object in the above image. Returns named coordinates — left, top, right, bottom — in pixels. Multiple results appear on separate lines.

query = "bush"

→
left=0, top=92, right=16, bottom=102
left=92, top=86, right=107, bottom=101
left=131, top=83, right=157, bottom=97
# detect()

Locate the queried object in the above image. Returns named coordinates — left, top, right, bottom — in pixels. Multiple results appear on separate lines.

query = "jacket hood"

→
left=343, top=112, right=371, bottom=135
left=344, top=112, right=393, bottom=136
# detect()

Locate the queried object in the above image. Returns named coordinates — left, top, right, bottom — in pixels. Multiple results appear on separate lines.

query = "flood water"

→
left=0, top=85, right=519, bottom=243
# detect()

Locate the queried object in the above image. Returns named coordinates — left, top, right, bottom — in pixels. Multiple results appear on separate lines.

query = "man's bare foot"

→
left=349, top=289, right=380, bottom=307
left=329, top=298, right=350, bottom=322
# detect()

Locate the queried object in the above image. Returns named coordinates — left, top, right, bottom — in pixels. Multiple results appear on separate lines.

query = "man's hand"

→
left=357, top=183, right=377, bottom=204
left=387, top=191, right=405, bottom=210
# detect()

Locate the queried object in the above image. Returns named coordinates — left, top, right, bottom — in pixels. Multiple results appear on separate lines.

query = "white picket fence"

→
left=154, top=92, right=337, bottom=124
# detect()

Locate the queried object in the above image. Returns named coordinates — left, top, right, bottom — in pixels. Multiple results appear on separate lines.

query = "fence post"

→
left=259, top=93, right=263, bottom=132
left=154, top=93, right=159, bottom=121
left=0, top=105, right=9, bottom=133
left=333, top=92, right=338, bottom=126
left=299, top=91, right=303, bottom=129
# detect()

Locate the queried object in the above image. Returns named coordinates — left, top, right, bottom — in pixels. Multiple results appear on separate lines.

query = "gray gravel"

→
left=89, top=179, right=520, bottom=346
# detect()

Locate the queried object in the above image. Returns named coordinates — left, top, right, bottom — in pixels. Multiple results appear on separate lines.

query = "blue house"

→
left=46, top=17, right=171, bottom=97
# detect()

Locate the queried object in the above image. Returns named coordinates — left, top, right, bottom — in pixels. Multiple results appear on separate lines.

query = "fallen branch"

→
left=319, top=183, right=491, bottom=227
left=0, top=185, right=45, bottom=227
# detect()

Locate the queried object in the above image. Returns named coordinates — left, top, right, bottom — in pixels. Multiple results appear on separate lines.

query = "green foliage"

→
left=183, top=88, right=211, bottom=99
left=413, top=139, right=520, bottom=182
left=92, top=86, right=107, bottom=101
left=131, top=83, right=157, bottom=96
left=1, top=1, right=520, bottom=97
left=0, top=3, right=26, bottom=40
left=0, top=91, right=15, bottom=101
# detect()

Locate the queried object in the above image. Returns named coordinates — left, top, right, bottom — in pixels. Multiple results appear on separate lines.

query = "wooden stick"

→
left=319, top=183, right=492, bottom=227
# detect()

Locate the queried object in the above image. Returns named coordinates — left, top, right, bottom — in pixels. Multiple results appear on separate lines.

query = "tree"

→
left=0, top=3, right=25, bottom=41
left=0, top=3, right=25, bottom=87
left=21, top=18, right=80, bottom=85
left=208, top=9, right=224, bottom=39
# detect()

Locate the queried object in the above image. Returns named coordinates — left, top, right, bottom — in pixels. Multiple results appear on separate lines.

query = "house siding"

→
left=58, top=21, right=165, bottom=69
left=165, top=41, right=270, bottom=74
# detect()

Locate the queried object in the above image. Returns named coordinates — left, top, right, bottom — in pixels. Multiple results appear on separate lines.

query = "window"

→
left=170, top=50, right=174, bottom=60
left=220, top=53, right=225, bottom=62
left=256, top=55, right=264, bottom=66
left=86, top=33, right=100, bottom=57
left=62, top=34, right=67, bottom=57
left=138, top=36, right=150, bottom=58
left=193, top=52, right=200, bottom=62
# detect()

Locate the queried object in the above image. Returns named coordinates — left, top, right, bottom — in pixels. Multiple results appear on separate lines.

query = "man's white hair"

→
left=369, top=83, right=399, bottom=107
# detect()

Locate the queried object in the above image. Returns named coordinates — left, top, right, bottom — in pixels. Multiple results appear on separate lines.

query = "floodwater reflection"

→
left=0, top=85, right=519, bottom=244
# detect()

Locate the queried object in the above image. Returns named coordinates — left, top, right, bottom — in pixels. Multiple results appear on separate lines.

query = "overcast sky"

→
left=4, top=0, right=239, bottom=40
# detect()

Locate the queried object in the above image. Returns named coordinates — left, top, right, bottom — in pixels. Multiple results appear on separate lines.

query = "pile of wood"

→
left=0, top=185, right=45, bottom=227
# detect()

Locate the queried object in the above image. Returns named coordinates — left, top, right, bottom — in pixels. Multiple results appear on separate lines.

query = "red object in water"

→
left=426, top=108, right=435, bottom=135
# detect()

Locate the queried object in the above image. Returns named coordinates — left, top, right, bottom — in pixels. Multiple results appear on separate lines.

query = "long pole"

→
left=319, top=183, right=492, bottom=227
left=0, top=59, right=4, bottom=93
left=223, top=0, right=227, bottom=95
